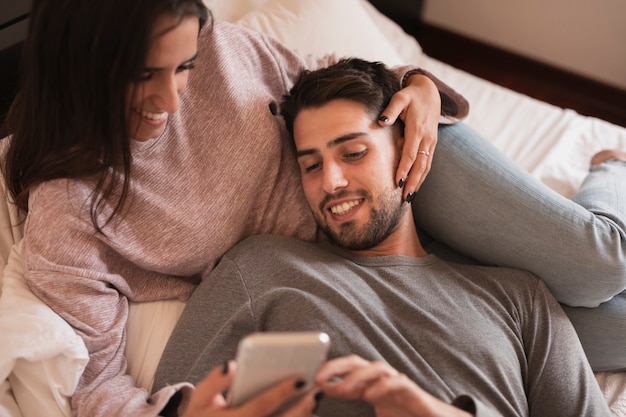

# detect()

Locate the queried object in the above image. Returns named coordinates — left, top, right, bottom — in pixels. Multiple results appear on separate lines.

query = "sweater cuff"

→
left=152, top=382, right=194, bottom=417
left=401, top=68, right=470, bottom=124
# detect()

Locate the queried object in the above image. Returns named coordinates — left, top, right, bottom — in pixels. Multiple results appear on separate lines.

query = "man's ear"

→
left=393, top=123, right=405, bottom=154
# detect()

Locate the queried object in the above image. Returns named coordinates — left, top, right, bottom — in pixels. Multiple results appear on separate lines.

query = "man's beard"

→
left=315, top=188, right=404, bottom=251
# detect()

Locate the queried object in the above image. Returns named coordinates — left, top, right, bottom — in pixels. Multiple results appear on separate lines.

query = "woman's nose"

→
left=155, top=73, right=187, bottom=114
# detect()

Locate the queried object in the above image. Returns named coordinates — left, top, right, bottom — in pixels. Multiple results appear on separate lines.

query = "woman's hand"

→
left=182, top=361, right=319, bottom=417
left=316, top=355, right=472, bottom=417
left=378, top=74, right=441, bottom=200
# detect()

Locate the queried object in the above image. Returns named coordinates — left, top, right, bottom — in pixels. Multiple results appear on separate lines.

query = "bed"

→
left=1, top=0, right=626, bottom=416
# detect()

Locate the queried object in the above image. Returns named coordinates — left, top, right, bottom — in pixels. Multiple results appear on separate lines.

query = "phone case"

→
left=227, top=331, right=331, bottom=407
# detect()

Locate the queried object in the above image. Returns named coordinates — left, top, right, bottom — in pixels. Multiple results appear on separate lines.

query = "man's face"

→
left=293, top=99, right=406, bottom=251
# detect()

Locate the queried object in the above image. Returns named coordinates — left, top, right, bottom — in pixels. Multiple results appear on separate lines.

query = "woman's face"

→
left=128, top=14, right=200, bottom=141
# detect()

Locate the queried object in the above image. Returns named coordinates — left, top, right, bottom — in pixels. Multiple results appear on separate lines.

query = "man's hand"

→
left=317, top=355, right=473, bottom=417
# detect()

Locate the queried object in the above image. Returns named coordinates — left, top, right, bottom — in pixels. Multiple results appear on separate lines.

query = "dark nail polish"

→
left=378, top=115, right=389, bottom=123
left=312, top=391, right=324, bottom=413
left=406, top=192, right=415, bottom=203
left=398, top=178, right=405, bottom=188
left=221, top=361, right=229, bottom=375
left=294, top=380, right=306, bottom=389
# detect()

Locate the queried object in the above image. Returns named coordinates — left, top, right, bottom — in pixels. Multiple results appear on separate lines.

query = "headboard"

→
left=367, top=0, right=424, bottom=37
left=0, top=1, right=30, bottom=125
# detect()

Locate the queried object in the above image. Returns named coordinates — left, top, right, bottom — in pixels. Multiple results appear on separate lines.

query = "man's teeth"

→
left=330, top=200, right=361, bottom=215
left=138, top=109, right=167, bottom=121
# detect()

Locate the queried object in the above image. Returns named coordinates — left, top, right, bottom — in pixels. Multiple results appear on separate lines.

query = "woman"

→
left=1, top=0, right=465, bottom=416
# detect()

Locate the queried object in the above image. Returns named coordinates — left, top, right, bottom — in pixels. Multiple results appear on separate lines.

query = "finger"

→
left=315, top=355, right=370, bottom=385
left=237, top=376, right=313, bottom=417
left=321, top=360, right=398, bottom=400
left=400, top=103, right=437, bottom=197
left=378, top=89, right=410, bottom=128
left=186, top=361, right=234, bottom=412
left=403, top=138, right=436, bottom=198
left=363, top=375, right=471, bottom=417
left=274, top=390, right=320, bottom=417
left=334, top=360, right=398, bottom=390
left=378, top=91, right=422, bottom=199
left=379, top=89, right=438, bottom=197
left=361, top=372, right=421, bottom=405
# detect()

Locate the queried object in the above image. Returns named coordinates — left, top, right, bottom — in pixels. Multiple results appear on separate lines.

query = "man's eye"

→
left=305, top=162, right=322, bottom=173
left=345, top=150, right=367, bottom=160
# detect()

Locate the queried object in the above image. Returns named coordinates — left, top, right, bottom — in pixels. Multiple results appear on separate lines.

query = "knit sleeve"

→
left=400, top=67, right=470, bottom=123
left=22, top=181, right=190, bottom=417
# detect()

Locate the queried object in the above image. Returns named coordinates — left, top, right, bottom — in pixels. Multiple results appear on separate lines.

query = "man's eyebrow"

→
left=296, top=132, right=367, bottom=158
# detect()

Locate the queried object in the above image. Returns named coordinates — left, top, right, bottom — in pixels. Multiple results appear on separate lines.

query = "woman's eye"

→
left=177, top=62, right=196, bottom=73
left=137, top=71, right=153, bottom=82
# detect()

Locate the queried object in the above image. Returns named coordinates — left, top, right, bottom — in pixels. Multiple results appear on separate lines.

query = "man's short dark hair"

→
left=281, top=58, right=400, bottom=138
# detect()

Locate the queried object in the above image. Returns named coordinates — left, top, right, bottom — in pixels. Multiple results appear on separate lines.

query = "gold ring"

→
left=417, top=150, right=430, bottom=156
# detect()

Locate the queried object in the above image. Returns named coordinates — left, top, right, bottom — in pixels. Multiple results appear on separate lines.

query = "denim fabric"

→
left=414, top=122, right=626, bottom=370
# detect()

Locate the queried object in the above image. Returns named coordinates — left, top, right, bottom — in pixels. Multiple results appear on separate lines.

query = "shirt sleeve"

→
left=522, top=279, right=611, bottom=415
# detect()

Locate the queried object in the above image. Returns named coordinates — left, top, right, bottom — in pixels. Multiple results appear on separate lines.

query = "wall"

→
left=0, top=0, right=31, bottom=50
left=422, top=0, right=626, bottom=90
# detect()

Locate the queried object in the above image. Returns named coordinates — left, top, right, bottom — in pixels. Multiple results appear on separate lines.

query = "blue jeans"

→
left=414, top=122, right=626, bottom=371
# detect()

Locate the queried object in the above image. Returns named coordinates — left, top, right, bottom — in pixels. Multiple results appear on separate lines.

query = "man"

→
left=154, top=59, right=610, bottom=416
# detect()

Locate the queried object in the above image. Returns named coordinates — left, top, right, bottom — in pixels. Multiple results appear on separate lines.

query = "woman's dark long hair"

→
left=1, top=0, right=210, bottom=232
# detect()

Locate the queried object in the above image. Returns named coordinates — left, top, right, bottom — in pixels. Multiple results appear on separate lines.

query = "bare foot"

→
left=590, top=150, right=626, bottom=166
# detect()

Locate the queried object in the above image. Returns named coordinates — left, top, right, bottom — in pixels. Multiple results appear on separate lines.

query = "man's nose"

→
left=322, top=162, right=348, bottom=194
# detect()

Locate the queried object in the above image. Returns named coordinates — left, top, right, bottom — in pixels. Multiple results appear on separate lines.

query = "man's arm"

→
left=153, top=254, right=258, bottom=391
left=523, top=280, right=611, bottom=416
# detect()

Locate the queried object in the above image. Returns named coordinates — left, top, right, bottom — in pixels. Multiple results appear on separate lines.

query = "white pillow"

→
left=1, top=242, right=88, bottom=417
left=202, top=0, right=267, bottom=22
left=204, top=0, right=424, bottom=66
left=233, top=0, right=406, bottom=65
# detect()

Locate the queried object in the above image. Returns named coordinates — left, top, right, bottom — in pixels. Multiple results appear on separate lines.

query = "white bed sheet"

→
left=1, top=0, right=626, bottom=416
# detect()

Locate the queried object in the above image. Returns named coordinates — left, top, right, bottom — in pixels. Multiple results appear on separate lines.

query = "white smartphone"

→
left=226, top=331, right=331, bottom=407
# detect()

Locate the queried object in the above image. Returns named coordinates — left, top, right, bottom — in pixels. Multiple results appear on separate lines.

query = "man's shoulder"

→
left=218, top=235, right=339, bottom=288
left=446, top=261, right=543, bottom=294
left=226, top=234, right=321, bottom=259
